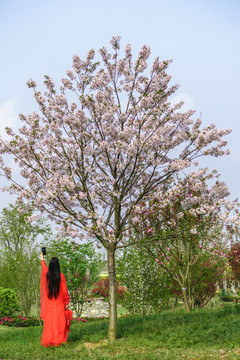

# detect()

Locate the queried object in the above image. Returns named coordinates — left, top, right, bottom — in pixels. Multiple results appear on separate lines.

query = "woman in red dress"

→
left=40, top=253, right=70, bottom=347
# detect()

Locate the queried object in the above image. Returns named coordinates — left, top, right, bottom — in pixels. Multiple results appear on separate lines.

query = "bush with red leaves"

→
left=228, top=242, right=240, bottom=281
left=170, top=253, right=226, bottom=308
left=92, top=277, right=125, bottom=299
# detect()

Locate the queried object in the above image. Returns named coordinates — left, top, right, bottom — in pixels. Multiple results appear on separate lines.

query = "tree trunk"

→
left=107, top=247, right=117, bottom=341
left=182, top=288, right=191, bottom=312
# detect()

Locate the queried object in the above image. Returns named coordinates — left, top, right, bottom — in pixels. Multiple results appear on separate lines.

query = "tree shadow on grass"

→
left=68, top=320, right=109, bottom=344
left=114, top=306, right=240, bottom=348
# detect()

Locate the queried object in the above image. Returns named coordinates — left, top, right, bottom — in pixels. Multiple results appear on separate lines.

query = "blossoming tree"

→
left=0, top=36, right=232, bottom=339
left=132, top=168, right=239, bottom=311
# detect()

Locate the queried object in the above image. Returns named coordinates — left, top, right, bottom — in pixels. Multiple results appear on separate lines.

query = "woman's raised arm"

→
left=40, top=255, right=48, bottom=320
left=41, top=255, right=48, bottom=275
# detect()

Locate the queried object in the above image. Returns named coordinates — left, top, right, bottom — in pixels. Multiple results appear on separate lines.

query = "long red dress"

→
left=40, top=260, right=70, bottom=347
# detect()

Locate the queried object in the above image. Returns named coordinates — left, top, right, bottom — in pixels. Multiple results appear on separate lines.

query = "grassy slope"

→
left=1, top=305, right=240, bottom=359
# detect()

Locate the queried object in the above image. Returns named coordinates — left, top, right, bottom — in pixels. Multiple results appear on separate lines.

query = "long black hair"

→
left=47, top=257, right=61, bottom=299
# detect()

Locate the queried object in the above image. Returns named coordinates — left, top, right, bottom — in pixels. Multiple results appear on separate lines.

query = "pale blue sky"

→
left=0, top=0, right=240, bottom=209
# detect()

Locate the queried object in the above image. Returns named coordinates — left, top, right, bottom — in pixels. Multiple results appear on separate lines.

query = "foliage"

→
left=228, top=241, right=240, bottom=281
left=0, top=205, right=51, bottom=255
left=132, top=169, right=233, bottom=312
left=116, top=246, right=175, bottom=315
left=46, top=238, right=103, bottom=317
left=218, top=289, right=238, bottom=302
left=0, top=315, right=39, bottom=327
left=187, top=252, right=226, bottom=307
left=0, top=287, right=20, bottom=317
left=219, top=294, right=236, bottom=302
left=0, top=36, right=232, bottom=340
left=0, top=252, right=40, bottom=316
left=92, top=277, right=125, bottom=299
left=0, top=205, right=51, bottom=316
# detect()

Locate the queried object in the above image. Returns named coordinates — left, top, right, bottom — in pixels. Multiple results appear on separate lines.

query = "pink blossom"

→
left=26, top=79, right=37, bottom=88
left=110, top=35, right=121, bottom=50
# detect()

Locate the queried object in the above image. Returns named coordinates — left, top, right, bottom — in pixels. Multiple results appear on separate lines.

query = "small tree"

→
left=132, top=169, right=238, bottom=312
left=0, top=37, right=231, bottom=339
left=117, top=246, right=174, bottom=315
left=0, top=205, right=51, bottom=315
left=0, top=205, right=50, bottom=255
left=228, top=242, right=240, bottom=282
left=188, top=252, right=226, bottom=307
left=47, top=238, right=103, bottom=317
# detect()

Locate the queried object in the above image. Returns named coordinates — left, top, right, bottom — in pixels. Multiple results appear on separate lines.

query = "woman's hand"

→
left=40, top=253, right=44, bottom=261
left=65, top=304, right=69, bottom=310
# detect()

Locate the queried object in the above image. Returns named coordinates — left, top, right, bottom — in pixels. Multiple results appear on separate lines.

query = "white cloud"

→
left=171, top=92, right=196, bottom=112
left=0, top=98, right=19, bottom=139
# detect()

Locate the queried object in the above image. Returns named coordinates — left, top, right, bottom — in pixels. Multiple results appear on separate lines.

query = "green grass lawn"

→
left=1, top=305, right=240, bottom=359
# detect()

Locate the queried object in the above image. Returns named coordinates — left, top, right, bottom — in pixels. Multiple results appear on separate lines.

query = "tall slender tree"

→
left=0, top=36, right=231, bottom=339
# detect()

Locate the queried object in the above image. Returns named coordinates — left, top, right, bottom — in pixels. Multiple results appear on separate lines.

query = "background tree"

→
left=0, top=36, right=231, bottom=339
left=0, top=205, right=51, bottom=315
left=46, top=238, right=103, bottom=317
left=228, top=242, right=240, bottom=282
left=132, top=169, right=238, bottom=312
left=117, top=246, right=175, bottom=315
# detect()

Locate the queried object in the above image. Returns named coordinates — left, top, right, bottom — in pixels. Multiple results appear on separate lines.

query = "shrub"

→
left=228, top=242, right=240, bottom=281
left=218, top=289, right=238, bottom=303
left=0, top=288, right=20, bottom=317
left=219, top=294, right=236, bottom=302
left=92, top=278, right=125, bottom=299
left=0, top=316, right=39, bottom=327
left=220, top=295, right=234, bottom=302
left=116, top=247, right=174, bottom=315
